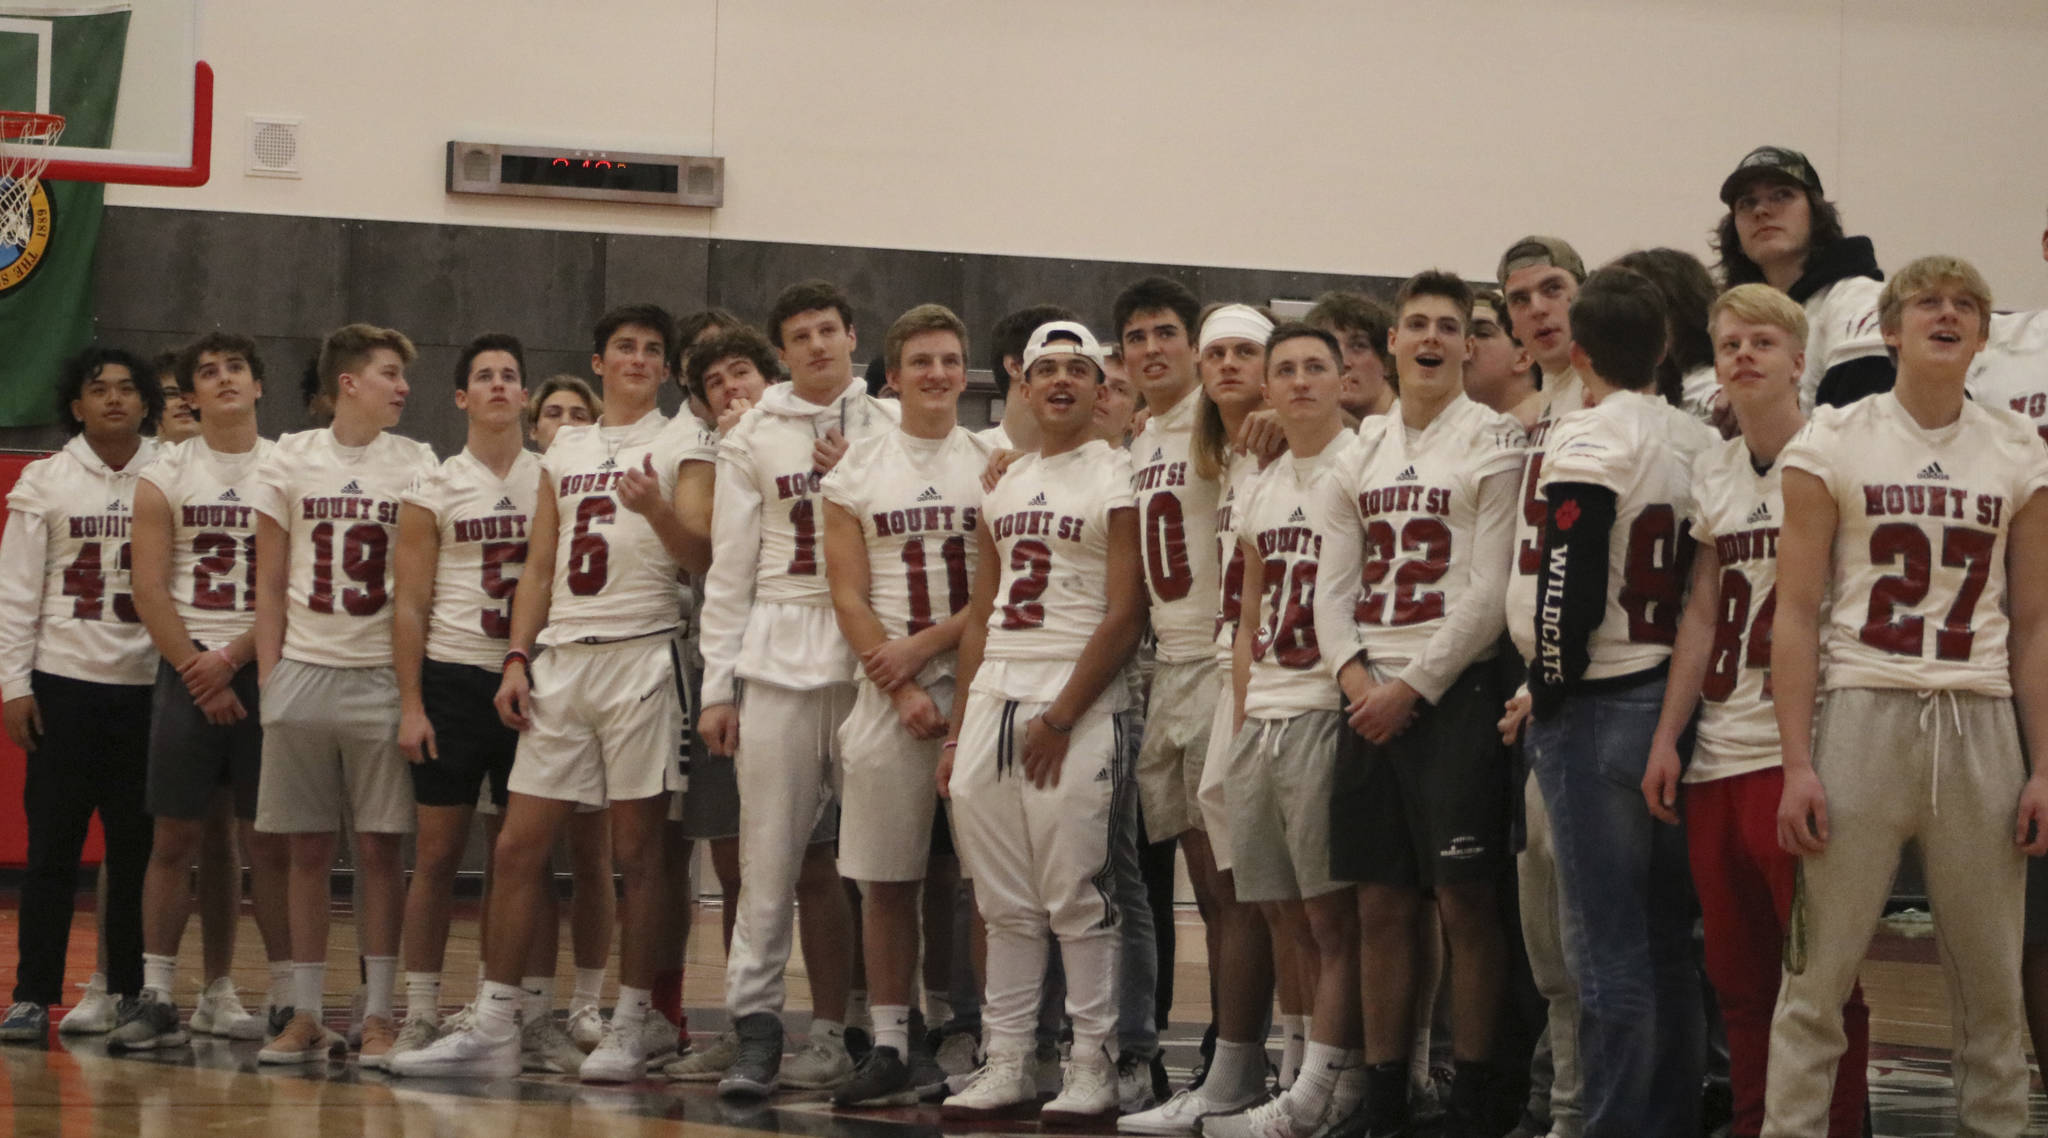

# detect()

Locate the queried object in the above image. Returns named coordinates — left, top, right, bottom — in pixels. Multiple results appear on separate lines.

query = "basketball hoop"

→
left=1, top=110, right=66, bottom=251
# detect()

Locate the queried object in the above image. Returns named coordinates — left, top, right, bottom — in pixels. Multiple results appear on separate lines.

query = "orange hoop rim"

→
left=0, top=111, right=66, bottom=144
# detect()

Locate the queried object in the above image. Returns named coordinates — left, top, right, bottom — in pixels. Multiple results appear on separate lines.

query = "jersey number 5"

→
left=480, top=541, right=526, bottom=638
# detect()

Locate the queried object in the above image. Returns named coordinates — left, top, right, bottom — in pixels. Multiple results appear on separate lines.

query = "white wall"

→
left=106, top=0, right=2048, bottom=307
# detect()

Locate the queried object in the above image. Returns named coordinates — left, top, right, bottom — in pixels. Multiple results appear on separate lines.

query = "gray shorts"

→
left=1228, top=709, right=1346, bottom=903
left=254, top=658, right=414, bottom=834
left=148, top=657, right=263, bottom=821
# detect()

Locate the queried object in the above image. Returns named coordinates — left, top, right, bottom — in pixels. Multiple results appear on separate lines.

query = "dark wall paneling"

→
left=72, top=206, right=1408, bottom=458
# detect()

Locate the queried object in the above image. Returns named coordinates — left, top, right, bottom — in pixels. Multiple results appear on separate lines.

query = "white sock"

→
left=1331, top=1052, right=1368, bottom=1116
left=927, top=992, right=954, bottom=1027
left=404, top=972, right=441, bottom=1021
left=572, top=967, right=605, bottom=1009
left=142, top=954, right=177, bottom=1001
left=520, top=977, right=552, bottom=1027
left=1289, top=1041, right=1345, bottom=1126
left=476, top=959, right=487, bottom=986
left=267, top=960, right=293, bottom=1008
left=811, top=1018, right=846, bottom=1053
left=1278, top=1015, right=1307, bottom=1089
left=475, top=980, right=521, bottom=1039
left=1409, top=1025, right=1432, bottom=1086
left=847, top=988, right=871, bottom=1032
left=1207, top=1038, right=1265, bottom=1102
left=292, top=962, right=324, bottom=1014
left=872, top=1004, right=911, bottom=1056
left=362, top=956, right=397, bottom=1020
left=612, top=985, right=652, bottom=1032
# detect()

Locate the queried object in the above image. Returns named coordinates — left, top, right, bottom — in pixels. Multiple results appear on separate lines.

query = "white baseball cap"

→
left=1021, top=320, right=1106, bottom=374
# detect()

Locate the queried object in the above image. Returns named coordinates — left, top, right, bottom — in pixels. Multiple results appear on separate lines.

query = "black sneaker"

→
left=844, top=1024, right=873, bottom=1066
left=107, top=995, right=189, bottom=1052
left=718, top=1012, right=783, bottom=1099
left=905, top=1010, right=948, bottom=1097
left=1149, top=1052, right=1169, bottom=1103
left=834, top=1045, right=916, bottom=1107
left=266, top=1003, right=295, bottom=1040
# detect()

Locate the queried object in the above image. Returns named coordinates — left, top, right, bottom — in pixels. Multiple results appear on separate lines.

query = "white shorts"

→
left=508, top=635, right=687, bottom=809
left=1133, top=657, right=1217, bottom=843
left=837, top=677, right=954, bottom=883
left=1193, top=669, right=1238, bottom=871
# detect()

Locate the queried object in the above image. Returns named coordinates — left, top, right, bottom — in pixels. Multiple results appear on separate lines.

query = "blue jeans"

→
left=1527, top=674, right=1702, bottom=1138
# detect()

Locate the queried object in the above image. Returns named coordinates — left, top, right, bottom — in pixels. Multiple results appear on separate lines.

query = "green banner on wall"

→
left=0, top=6, right=129, bottom=426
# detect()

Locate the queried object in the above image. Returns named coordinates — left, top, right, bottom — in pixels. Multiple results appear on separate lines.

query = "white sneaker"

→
left=522, top=1015, right=586, bottom=1075
left=1198, top=1097, right=1302, bottom=1138
left=59, top=974, right=117, bottom=1035
left=387, top=1021, right=520, bottom=1079
left=1120, top=1087, right=1249, bottom=1135
left=579, top=1020, right=647, bottom=1084
left=783, top=1030, right=855, bottom=1089
left=388, top=1013, right=441, bottom=1063
left=441, top=1000, right=477, bottom=1034
left=638, top=1014, right=680, bottom=1062
left=566, top=1002, right=604, bottom=1053
left=191, top=978, right=264, bottom=1041
left=941, top=1049, right=1038, bottom=1120
left=1043, top=1046, right=1118, bottom=1127
left=662, top=1028, right=736, bottom=1081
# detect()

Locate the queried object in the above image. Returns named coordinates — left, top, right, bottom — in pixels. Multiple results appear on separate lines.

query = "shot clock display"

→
left=446, top=141, right=723, bottom=207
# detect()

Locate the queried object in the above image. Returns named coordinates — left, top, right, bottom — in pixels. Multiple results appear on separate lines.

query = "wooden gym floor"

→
left=0, top=897, right=2038, bottom=1137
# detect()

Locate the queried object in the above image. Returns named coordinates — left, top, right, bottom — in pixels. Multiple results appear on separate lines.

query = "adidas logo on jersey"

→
left=1029, top=491, right=1048, bottom=506
left=1396, top=465, right=1419, bottom=482
left=1093, top=767, right=1111, bottom=782
left=1288, top=506, right=1307, bottom=522
left=1745, top=501, right=1772, bottom=524
left=598, top=457, right=618, bottom=470
left=1150, top=448, right=1165, bottom=463
left=493, top=496, right=517, bottom=512
left=340, top=479, right=364, bottom=495
left=105, top=499, right=127, bottom=513
left=917, top=486, right=943, bottom=502
left=217, top=489, right=241, bottom=503
left=1917, top=461, right=1948, bottom=481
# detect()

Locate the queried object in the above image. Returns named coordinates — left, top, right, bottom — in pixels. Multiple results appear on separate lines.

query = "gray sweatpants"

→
left=1519, top=776, right=1583, bottom=1138
left=1764, top=688, right=2030, bottom=1138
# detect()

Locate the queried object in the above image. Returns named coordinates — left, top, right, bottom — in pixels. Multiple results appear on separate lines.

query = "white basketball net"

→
left=1, top=111, right=65, bottom=251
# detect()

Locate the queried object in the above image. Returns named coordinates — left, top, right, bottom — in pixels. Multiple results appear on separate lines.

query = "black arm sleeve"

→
left=1529, top=482, right=1617, bottom=722
left=1813, top=354, right=1896, bottom=408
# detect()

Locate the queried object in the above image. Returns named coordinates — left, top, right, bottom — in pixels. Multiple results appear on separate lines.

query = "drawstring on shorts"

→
left=1916, top=689, right=1964, bottom=814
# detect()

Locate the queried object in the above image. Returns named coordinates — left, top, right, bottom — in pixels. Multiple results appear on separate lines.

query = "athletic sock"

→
left=291, top=963, right=325, bottom=1016
left=872, top=1004, right=911, bottom=1056
left=362, top=956, right=397, bottom=1020
left=572, top=967, right=605, bottom=1010
left=520, top=976, right=552, bottom=1028
left=1278, top=1015, right=1306, bottom=1089
left=267, top=960, right=293, bottom=1009
left=651, top=969, right=684, bottom=1027
left=1289, top=1042, right=1345, bottom=1128
left=475, top=980, right=521, bottom=1039
left=612, top=985, right=652, bottom=1034
left=1206, top=1038, right=1264, bottom=1103
left=847, top=988, right=871, bottom=1033
left=404, top=973, right=441, bottom=1020
left=1408, top=1025, right=1432, bottom=1090
left=1331, top=1053, right=1368, bottom=1118
left=142, top=954, right=177, bottom=1001
left=475, top=960, right=487, bottom=986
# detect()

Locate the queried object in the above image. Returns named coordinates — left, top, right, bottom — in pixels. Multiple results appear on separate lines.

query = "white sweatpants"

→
left=723, top=678, right=855, bottom=1019
left=950, top=691, right=1123, bottom=1056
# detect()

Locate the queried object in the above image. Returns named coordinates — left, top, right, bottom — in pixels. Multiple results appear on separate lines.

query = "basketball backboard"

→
left=0, top=1, right=210, bottom=186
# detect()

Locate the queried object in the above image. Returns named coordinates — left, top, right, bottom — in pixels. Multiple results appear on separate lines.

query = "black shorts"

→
left=409, top=658, right=519, bottom=808
left=1329, top=660, right=1510, bottom=890
left=146, top=656, right=263, bottom=820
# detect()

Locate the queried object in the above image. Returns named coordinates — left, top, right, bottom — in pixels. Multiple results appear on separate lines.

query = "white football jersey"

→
left=250, top=429, right=436, bottom=669
left=1686, top=436, right=1792, bottom=783
left=1214, top=451, right=1261, bottom=667
left=401, top=448, right=542, bottom=669
left=540, top=410, right=712, bottom=646
left=1797, top=276, right=1886, bottom=413
left=0, top=436, right=161, bottom=696
left=1237, top=435, right=1354, bottom=719
left=820, top=426, right=992, bottom=684
left=1322, top=397, right=1524, bottom=681
left=1539, top=391, right=1717, bottom=679
left=1130, top=393, right=1223, bottom=664
left=1505, top=367, right=1588, bottom=664
left=141, top=437, right=271, bottom=652
left=1966, top=310, right=2048, bottom=446
left=1781, top=393, right=2048, bottom=696
left=980, top=440, right=1135, bottom=665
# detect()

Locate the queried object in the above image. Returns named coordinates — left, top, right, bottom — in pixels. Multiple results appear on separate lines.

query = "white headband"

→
left=1198, top=304, right=1274, bottom=352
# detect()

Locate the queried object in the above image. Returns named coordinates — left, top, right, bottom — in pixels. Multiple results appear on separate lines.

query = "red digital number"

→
left=902, top=533, right=971, bottom=634
left=1000, top=539, right=1052, bottom=630
left=190, top=531, right=256, bottom=613
left=1515, top=452, right=1546, bottom=575
left=1860, top=522, right=1994, bottom=661
left=1355, top=517, right=1452, bottom=627
left=1143, top=493, right=1193, bottom=602
left=62, top=541, right=139, bottom=623
left=1620, top=505, right=1689, bottom=645
left=788, top=498, right=819, bottom=576
left=1702, top=570, right=1777, bottom=703
left=1254, top=559, right=1320, bottom=668
left=479, top=540, right=525, bottom=638
left=1216, top=542, right=1245, bottom=639
left=566, top=497, right=613, bottom=597
left=307, top=522, right=389, bottom=616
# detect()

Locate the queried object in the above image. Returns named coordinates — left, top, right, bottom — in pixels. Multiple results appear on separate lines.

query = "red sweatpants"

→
left=1687, top=766, right=1867, bottom=1138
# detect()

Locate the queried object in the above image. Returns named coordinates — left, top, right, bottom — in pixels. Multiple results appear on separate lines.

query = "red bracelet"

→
left=503, top=649, right=531, bottom=671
